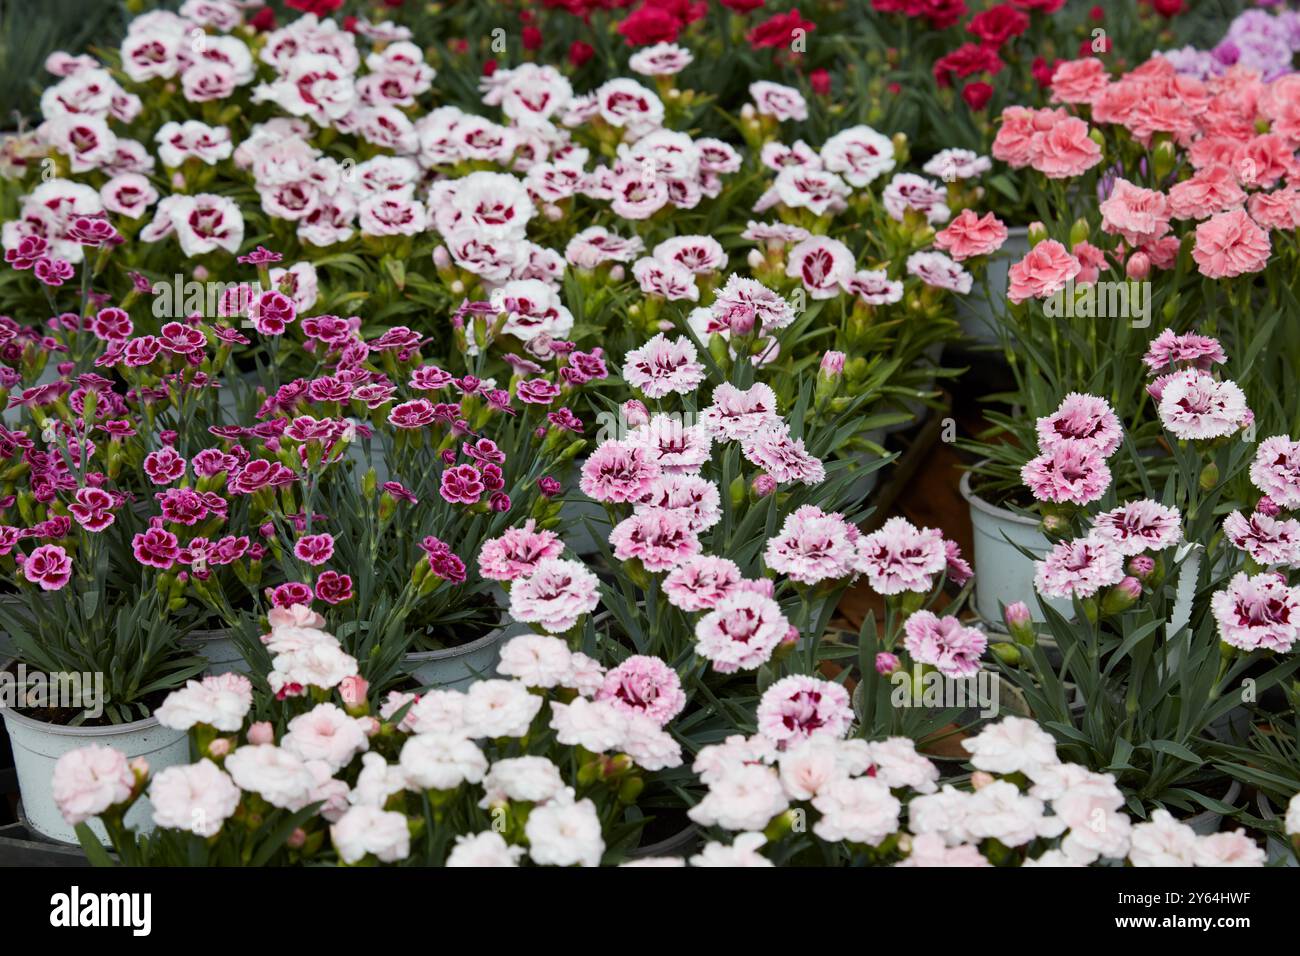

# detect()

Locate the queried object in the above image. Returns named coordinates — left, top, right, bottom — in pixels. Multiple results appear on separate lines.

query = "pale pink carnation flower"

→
left=477, top=519, right=564, bottom=581
left=695, top=591, right=790, bottom=673
left=622, top=333, right=706, bottom=399
left=608, top=508, right=702, bottom=572
left=1035, top=393, right=1122, bottom=457
left=755, top=675, right=853, bottom=749
left=698, top=382, right=781, bottom=442
left=1034, top=534, right=1126, bottom=600
left=1099, top=178, right=1171, bottom=245
left=1223, top=511, right=1300, bottom=567
left=897, top=832, right=992, bottom=867
left=764, top=504, right=861, bottom=585
left=635, top=473, right=722, bottom=533
left=497, top=634, right=574, bottom=688
left=1210, top=572, right=1300, bottom=652
left=662, top=555, right=744, bottom=611
left=855, top=516, right=947, bottom=596
left=1156, top=369, right=1250, bottom=441
left=1141, top=329, right=1226, bottom=375
left=627, top=415, right=712, bottom=474
left=579, top=439, right=661, bottom=503
left=508, top=557, right=601, bottom=633
left=902, top=611, right=988, bottom=679
left=740, top=422, right=826, bottom=486
left=596, top=655, right=686, bottom=726
left=1092, top=500, right=1183, bottom=556
left=1021, top=438, right=1112, bottom=505
left=52, top=745, right=135, bottom=825
left=1250, top=436, right=1300, bottom=509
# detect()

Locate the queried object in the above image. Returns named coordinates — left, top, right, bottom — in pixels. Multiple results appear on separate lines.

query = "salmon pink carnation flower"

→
left=1191, top=208, right=1270, bottom=279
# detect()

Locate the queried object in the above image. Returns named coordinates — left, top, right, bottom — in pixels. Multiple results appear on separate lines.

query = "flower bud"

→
left=1003, top=601, right=1036, bottom=646
left=432, top=246, right=451, bottom=269
left=622, top=399, right=649, bottom=429
left=1068, top=218, right=1091, bottom=247
left=875, top=652, right=901, bottom=675
left=1127, top=554, right=1155, bottom=580
left=819, top=350, right=846, bottom=380
left=971, top=771, right=996, bottom=790
left=1028, top=221, right=1048, bottom=245
left=1101, top=576, right=1143, bottom=616
left=208, top=738, right=231, bottom=758
left=990, top=642, right=1021, bottom=666
left=1125, top=251, right=1150, bottom=280
left=1199, top=461, right=1220, bottom=491
left=746, top=248, right=765, bottom=270
left=339, top=675, right=369, bottom=713
left=247, top=721, right=274, bottom=745
left=752, top=473, right=777, bottom=498
left=1257, top=495, right=1281, bottom=517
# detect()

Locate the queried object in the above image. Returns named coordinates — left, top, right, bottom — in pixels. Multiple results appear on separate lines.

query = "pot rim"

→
left=959, top=469, right=1040, bottom=528
left=403, top=623, right=512, bottom=662
left=1184, top=778, right=1243, bottom=821
left=0, top=698, right=161, bottom=738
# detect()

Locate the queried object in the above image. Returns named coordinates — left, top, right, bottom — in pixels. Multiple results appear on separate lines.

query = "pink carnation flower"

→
left=1141, top=329, right=1226, bottom=375
left=622, top=334, right=706, bottom=399
left=596, top=656, right=686, bottom=727
left=902, top=611, right=988, bottom=679
left=635, top=474, right=722, bottom=534
left=1028, top=115, right=1102, bottom=178
left=662, top=555, right=744, bottom=612
left=855, top=516, right=947, bottom=596
left=699, top=382, right=781, bottom=442
left=22, top=543, right=73, bottom=590
left=1250, top=436, right=1300, bottom=510
left=609, top=509, right=702, bottom=572
left=1035, top=393, right=1122, bottom=457
left=755, top=675, right=853, bottom=749
left=1156, top=369, right=1250, bottom=441
left=1099, top=179, right=1171, bottom=246
left=294, top=533, right=335, bottom=566
left=580, top=439, right=661, bottom=503
left=1007, top=240, right=1082, bottom=303
left=1034, top=534, right=1125, bottom=600
left=52, top=745, right=135, bottom=825
left=1211, top=572, right=1300, bottom=652
left=933, top=209, right=1008, bottom=261
left=1167, top=165, right=1246, bottom=221
left=694, top=591, right=789, bottom=674
left=478, top=520, right=565, bottom=582
left=740, top=423, right=826, bottom=486
left=1191, top=208, right=1270, bottom=279
left=1092, top=500, right=1183, bottom=556
left=1021, top=439, right=1112, bottom=506
left=764, top=504, right=860, bottom=585
left=1223, top=511, right=1300, bottom=567
left=508, top=557, right=601, bottom=634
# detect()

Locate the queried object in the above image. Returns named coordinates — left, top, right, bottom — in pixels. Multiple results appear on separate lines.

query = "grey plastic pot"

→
left=954, top=226, right=1030, bottom=345
left=0, top=703, right=187, bottom=844
left=1183, top=779, right=1243, bottom=837
left=959, top=471, right=1071, bottom=627
left=185, top=628, right=250, bottom=676
left=404, top=620, right=533, bottom=692
left=1256, top=792, right=1299, bottom=867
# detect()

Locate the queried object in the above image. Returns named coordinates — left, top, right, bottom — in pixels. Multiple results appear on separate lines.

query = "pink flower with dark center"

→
left=622, top=334, right=706, bottom=399
left=295, top=534, right=335, bottom=566
left=508, top=557, right=601, bottom=633
left=609, top=509, right=701, bottom=572
left=1211, top=572, right=1300, bottom=652
left=695, top=591, right=790, bottom=674
left=764, top=504, right=860, bottom=585
left=699, top=382, right=780, bottom=442
left=440, top=464, right=485, bottom=505
left=1250, top=436, right=1300, bottom=510
left=903, top=611, right=988, bottom=679
left=755, top=675, right=853, bottom=749
left=132, top=526, right=180, bottom=570
left=143, top=446, right=187, bottom=485
left=855, top=516, right=948, bottom=595
left=1092, top=500, right=1183, bottom=556
left=1034, top=534, right=1125, bottom=600
left=388, top=399, right=436, bottom=429
left=579, top=439, right=661, bottom=503
left=662, top=555, right=744, bottom=612
left=1035, top=393, right=1122, bottom=457
left=1223, top=511, right=1300, bottom=567
left=740, top=423, right=826, bottom=486
left=1141, top=329, right=1226, bottom=375
left=478, top=520, right=564, bottom=582
left=1156, top=369, right=1250, bottom=441
left=517, top=378, right=562, bottom=405
left=21, top=544, right=72, bottom=590
left=69, top=487, right=116, bottom=532
left=596, top=655, right=686, bottom=726
left=315, top=571, right=354, bottom=605
left=1021, top=438, right=1112, bottom=505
